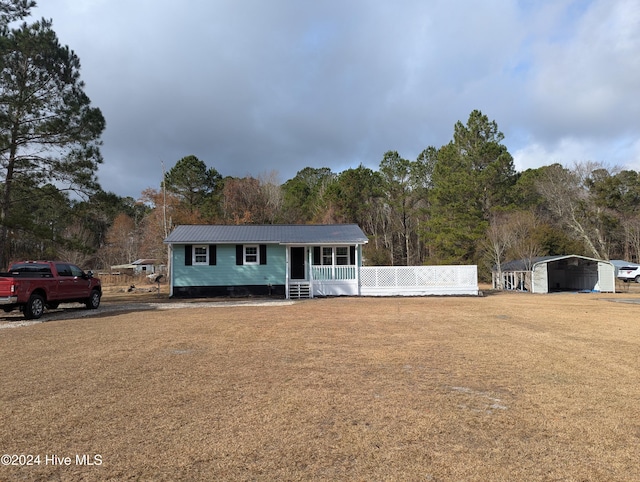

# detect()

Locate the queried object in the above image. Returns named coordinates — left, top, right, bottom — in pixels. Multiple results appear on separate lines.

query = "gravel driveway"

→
left=0, top=298, right=298, bottom=329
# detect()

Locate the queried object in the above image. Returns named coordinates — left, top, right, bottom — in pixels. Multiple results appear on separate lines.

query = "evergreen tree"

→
left=325, top=164, right=385, bottom=262
left=0, top=0, right=34, bottom=28
left=425, top=110, right=516, bottom=265
left=281, top=167, right=335, bottom=223
left=163, top=155, right=222, bottom=221
left=379, top=151, right=417, bottom=265
left=0, top=16, right=105, bottom=266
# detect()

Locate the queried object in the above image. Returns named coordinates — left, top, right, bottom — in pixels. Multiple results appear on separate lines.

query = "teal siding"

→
left=173, top=244, right=286, bottom=287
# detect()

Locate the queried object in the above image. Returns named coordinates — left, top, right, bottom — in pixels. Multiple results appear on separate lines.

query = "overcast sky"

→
left=32, top=0, right=640, bottom=199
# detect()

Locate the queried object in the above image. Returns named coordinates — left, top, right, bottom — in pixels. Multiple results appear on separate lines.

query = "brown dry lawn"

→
left=1, top=285, right=640, bottom=481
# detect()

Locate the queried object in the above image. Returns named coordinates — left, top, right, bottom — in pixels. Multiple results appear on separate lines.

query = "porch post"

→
left=167, top=244, right=174, bottom=297
left=308, top=247, right=314, bottom=298
left=332, top=247, right=336, bottom=280
left=285, top=245, right=290, bottom=299
left=355, top=244, right=360, bottom=296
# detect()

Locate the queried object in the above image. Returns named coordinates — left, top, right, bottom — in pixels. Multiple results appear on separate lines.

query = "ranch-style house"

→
left=164, top=224, right=479, bottom=299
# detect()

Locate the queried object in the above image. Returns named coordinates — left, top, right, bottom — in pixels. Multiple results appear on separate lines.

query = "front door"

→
left=290, top=247, right=306, bottom=280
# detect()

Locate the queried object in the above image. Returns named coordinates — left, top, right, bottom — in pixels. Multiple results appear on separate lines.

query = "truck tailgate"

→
left=0, top=277, right=16, bottom=299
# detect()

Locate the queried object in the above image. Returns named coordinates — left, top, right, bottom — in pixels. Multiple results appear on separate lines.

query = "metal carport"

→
left=495, top=255, right=616, bottom=293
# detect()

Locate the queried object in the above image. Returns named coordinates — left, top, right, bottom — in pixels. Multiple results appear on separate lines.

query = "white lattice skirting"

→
left=359, top=265, right=479, bottom=296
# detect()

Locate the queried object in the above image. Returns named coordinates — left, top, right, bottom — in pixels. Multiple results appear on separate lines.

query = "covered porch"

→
left=285, top=245, right=360, bottom=299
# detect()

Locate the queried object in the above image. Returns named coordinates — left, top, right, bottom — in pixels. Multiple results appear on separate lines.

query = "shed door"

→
left=290, top=247, right=306, bottom=280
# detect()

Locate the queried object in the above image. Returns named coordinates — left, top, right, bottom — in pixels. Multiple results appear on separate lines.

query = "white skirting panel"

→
left=312, top=280, right=359, bottom=297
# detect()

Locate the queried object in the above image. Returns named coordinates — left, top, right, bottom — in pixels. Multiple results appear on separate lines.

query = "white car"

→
left=617, top=265, right=640, bottom=283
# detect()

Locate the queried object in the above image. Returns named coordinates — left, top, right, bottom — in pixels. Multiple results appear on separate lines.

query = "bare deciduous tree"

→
left=104, top=213, right=138, bottom=266
left=509, top=210, right=546, bottom=270
left=222, top=175, right=283, bottom=224
left=482, top=213, right=515, bottom=289
left=536, top=162, right=616, bottom=259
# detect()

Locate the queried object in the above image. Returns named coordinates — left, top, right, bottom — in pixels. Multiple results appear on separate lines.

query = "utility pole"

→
left=161, top=161, right=168, bottom=238
left=161, top=160, right=171, bottom=295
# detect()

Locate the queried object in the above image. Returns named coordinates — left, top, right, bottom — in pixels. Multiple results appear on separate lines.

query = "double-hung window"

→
left=335, top=247, right=349, bottom=265
left=236, top=245, right=266, bottom=265
left=322, top=247, right=333, bottom=265
left=244, top=245, right=259, bottom=265
left=193, top=245, right=209, bottom=265
left=185, top=244, right=216, bottom=266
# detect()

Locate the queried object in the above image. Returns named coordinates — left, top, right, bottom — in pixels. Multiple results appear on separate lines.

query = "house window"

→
left=185, top=244, right=216, bottom=266
left=335, top=247, right=349, bottom=265
left=244, top=245, right=259, bottom=265
left=314, top=246, right=353, bottom=266
left=322, top=247, right=333, bottom=265
left=193, top=245, right=209, bottom=265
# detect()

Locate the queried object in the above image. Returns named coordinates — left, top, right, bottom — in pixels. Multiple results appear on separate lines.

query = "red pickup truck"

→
left=0, top=261, right=102, bottom=319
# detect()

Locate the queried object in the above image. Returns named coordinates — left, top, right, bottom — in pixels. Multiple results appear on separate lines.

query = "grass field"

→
left=1, top=286, right=640, bottom=481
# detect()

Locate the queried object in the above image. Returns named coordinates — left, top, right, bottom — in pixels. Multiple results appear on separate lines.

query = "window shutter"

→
left=313, top=246, right=321, bottom=265
left=236, top=245, right=243, bottom=265
left=350, top=246, right=356, bottom=265
left=209, top=245, right=217, bottom=265
left=185, top=245, right=192, bottom=266
left=260, top=245, right=267, bottom=265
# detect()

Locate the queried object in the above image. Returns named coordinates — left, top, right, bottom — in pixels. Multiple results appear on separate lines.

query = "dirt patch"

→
left=1, top=291, right=640, bottom=480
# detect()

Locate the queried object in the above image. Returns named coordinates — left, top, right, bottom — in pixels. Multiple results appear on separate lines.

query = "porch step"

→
left=289, top=282, right=311, bottom=299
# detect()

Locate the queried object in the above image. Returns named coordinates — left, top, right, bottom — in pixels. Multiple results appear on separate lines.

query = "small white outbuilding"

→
left=494, top=255, right=616, bottom=293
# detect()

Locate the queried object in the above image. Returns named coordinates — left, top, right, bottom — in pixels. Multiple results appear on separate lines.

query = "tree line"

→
left=2, top=2, right=639, bottom=279
left=133, top=112, right=639, bottom=281
left=9, top=109, right=640, bottom=281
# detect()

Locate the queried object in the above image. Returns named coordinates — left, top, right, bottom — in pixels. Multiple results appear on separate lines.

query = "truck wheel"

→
left=85, top=289, right=101, bottom=309
left=636, top=275, right=640, bottom=284
left=24, top=294, right=45, bottom=320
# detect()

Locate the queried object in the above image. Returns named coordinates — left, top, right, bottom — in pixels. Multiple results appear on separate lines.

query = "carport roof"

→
left=500, top=255, right=610, bottom=272
left=164, top=224, right=369, bottom=245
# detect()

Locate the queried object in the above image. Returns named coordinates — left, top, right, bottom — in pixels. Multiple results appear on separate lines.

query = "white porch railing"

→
left=360, top=265, right=478, bottom=296
left=311, top=265, right=356, bottom=280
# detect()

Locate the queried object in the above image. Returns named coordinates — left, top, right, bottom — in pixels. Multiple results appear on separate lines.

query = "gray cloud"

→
left=31, top=0, right=640, bottom=198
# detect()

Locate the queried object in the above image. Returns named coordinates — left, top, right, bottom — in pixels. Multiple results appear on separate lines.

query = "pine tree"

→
left=0, top=16, right=105, bottom=266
